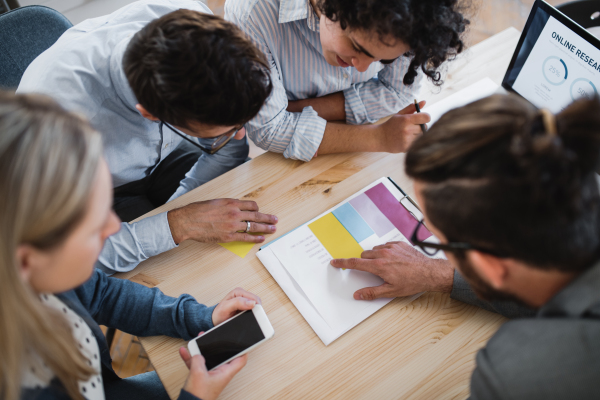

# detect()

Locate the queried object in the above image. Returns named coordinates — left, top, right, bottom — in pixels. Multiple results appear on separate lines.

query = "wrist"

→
left=427, top=259, right=455, bottom=293
left=167, top=207, right=187, bottom=245
left=373, top=124, right=389, bottom=152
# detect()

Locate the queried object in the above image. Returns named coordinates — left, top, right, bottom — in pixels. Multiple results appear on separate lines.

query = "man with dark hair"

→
left=333, top=94, right=600, bottom=398
left=225, top=0, right=468, bottom=161
left=18, top=0, right=277, bottom=274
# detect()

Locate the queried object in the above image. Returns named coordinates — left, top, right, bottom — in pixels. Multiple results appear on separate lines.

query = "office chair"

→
left=0, top=5, right=72, bottom=89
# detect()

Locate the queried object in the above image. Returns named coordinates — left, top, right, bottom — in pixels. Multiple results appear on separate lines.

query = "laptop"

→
left=500, top=0, right=600, bottom=112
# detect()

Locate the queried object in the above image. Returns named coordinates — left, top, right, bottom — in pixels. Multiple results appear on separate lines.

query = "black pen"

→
left=414, top=99, right=427, bottom=134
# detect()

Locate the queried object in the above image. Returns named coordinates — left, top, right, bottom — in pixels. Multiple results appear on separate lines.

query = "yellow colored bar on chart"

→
left=308, top=213, right=364, bottom=259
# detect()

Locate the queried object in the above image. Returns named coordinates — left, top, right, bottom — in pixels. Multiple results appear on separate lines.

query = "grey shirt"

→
left=450, top=262, right=600, bottom=399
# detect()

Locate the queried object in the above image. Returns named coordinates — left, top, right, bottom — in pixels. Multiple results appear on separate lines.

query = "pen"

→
left=414, top=99, right=427, bottom=134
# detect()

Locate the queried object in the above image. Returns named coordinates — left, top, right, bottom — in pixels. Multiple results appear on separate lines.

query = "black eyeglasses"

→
left=410, top=218, right=506, bottom=257
left=160, top=121, right=242, bottom=155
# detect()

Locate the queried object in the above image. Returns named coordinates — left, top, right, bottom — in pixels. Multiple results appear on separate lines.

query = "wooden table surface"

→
left=115, top=27, right=521, bottom=400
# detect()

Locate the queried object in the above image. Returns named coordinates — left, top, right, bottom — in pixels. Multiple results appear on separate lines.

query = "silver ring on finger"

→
left=244, top=220, right=251, bottom=233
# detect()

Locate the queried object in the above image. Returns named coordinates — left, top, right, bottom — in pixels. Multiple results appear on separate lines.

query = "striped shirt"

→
left=225, top=0, right=422, bottom=162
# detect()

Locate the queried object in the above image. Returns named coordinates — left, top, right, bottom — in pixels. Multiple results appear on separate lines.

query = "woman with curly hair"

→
left=225, top=0, right=469, bottom=161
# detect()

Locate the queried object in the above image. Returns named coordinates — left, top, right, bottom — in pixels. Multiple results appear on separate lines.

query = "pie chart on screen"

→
left=542, top=56, right=568, bottom=86
left=570, top=78, right=598, bottom=101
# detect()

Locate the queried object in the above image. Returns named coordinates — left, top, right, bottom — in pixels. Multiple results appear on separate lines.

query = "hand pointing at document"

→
left=330, top=241, right=454, bottom=300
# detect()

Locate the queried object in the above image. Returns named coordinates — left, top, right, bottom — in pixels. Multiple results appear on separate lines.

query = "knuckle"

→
left=224, top=233, right=236, bottom=241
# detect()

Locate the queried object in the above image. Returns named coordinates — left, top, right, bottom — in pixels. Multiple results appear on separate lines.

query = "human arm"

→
left=344, top=56, right=422, bottom=125
left=287, top=92, right=346, bottom=122
left=76, top=269, right=261, bottom=339
left=332, top=242, right=535, bottom=318
left=286, top=93, right=428, bottom=156
left=96, top=200, right=278, bottom=275
left=76, top=270, right=215, bottom=339
left=287, top=57, right=423, bottom=126
left=176, top=287, right=262, bottom=400
left=95, top=212, right=177, bottom=275
left=330, top=241, right=453, bottom=299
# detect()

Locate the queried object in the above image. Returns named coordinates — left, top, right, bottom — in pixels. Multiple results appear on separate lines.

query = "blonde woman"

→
left=0, top=92, right=259, bottom=400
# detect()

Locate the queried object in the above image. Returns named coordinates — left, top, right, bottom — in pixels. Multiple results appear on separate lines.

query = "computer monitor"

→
left=502, top=0, right=600, bottom=112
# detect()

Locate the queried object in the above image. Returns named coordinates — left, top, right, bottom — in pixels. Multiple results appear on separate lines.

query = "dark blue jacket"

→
left=21, top=270, right=214, bottom=400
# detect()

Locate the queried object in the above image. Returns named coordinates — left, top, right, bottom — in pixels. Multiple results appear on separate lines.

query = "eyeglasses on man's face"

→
left=160, top=121, right=243, bottom=155
left=410, top=218, right=505, bottom=258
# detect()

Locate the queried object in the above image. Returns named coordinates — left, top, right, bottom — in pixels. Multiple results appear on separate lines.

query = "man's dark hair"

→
left=405, top=94, right=600, bottom=272
left=316, top=0, right=469, bottom=86
left=123, top=10, right=272, bottom=129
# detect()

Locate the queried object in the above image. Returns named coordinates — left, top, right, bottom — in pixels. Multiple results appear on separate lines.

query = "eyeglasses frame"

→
left=410, top=218, right=506, bottom=258
left=160, top=121, right=242, bottom=155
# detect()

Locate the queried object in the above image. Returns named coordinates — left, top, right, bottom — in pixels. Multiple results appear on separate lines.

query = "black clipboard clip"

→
left=387, top=177, right=422, bottom=221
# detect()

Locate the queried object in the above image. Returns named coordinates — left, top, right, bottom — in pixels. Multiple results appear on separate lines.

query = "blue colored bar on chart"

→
left=332, top=202, right=375, bottom=243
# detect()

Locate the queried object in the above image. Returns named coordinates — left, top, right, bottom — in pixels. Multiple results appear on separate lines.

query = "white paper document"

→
left=425, top=77, right=500, bottom=126
left=257, top=178, right=445, bottom=345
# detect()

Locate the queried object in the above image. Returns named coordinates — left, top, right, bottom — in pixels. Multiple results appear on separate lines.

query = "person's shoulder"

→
left=470, top=318, right=600, bottom=400
left=98, top=0, right=212, bottom=25
left=225, top=0, right=279, bottom=24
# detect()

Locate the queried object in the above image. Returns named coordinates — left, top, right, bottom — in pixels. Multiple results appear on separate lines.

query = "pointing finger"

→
left=330, top=257, right=380, bottom=275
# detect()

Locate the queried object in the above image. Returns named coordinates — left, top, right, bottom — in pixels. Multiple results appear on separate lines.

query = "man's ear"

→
left=135, top=104, right=159, bottom=122
left=467, top=251, right=509, bottom=289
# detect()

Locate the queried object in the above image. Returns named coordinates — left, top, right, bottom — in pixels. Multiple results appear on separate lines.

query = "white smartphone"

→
left=187, top=304, right=274, bottom=370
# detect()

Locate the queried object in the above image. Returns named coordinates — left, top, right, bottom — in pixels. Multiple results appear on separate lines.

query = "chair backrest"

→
left=557, top=0, right=600, bottom=29
left=0, top=5, right=72, bottom=90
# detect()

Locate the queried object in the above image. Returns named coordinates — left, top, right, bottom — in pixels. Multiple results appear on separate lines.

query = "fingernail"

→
left=356, top=293, right=363, bottom=300
left=246, top=300, right=256, bottom=306
left=270, top=225, right=276, bottom=232
left=274, top=216, right=278, bottom=222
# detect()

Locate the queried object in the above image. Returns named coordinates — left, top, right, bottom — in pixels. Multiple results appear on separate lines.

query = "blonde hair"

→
left=0, top=92, right=103, bottom=400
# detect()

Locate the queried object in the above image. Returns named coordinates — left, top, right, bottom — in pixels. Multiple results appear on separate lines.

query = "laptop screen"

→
left=502, top=0, right=600, bottom=112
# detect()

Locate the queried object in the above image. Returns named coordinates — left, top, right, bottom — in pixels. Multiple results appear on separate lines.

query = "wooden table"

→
left=116, top=27, right=521, bottom=399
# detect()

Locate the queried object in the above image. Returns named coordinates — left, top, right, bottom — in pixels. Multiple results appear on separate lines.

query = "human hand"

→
left=378, top=101, right=430, bottom=153
left=330, top=241, right=454, bottom=300
left=167, top=199, right=278, bottom=244
left=180, top=348, right=247, bottom=400
left=212, top=287, right=262, bottom=326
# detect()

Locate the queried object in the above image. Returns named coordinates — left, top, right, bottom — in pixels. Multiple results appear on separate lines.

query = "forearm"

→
left=77, top=271, right=215, bottom=340
left=287, top=92, right=346, bottom=121
left=317, top=122, right=384, bottom=155
left=95, top=213, right=177, bottom=275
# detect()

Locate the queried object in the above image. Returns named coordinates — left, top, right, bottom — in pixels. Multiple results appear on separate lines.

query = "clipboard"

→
left=256, top=177, right=443, bottom=345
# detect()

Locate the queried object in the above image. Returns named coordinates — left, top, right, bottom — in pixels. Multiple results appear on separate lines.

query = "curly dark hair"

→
left=123, top=10, right=272, bottom=128
left=316, top=0, right=469, bottom=86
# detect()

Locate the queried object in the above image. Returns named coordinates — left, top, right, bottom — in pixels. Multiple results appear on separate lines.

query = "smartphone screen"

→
left=194, top=310, right=265, bottom=370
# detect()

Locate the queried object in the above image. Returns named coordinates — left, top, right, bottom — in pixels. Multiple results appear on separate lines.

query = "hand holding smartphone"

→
left=188, top=304, right=275, bottom=370
left=180, top=288, right=274, bottom=400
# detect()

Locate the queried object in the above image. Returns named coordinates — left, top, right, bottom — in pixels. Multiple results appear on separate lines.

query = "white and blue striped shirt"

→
left=225, top=0, right=422, bottom=162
